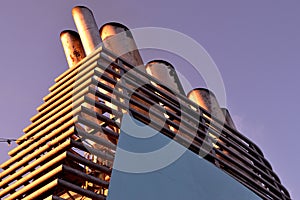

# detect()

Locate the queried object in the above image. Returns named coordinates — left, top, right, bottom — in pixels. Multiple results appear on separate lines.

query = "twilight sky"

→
left=0, top=1, right=298, bottom=199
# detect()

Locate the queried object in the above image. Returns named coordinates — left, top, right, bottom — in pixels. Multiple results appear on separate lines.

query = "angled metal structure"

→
left=0, top=6, right=291, bottom=200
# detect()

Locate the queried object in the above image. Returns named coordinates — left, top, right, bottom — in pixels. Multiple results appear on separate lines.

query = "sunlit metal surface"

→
left=72, top=6, right=101, bottom=55
left=0, top=46, right=291, bottom=199
left=60, top=30, right=86, bottom=68
left=0, top=7, right=291, bottom=200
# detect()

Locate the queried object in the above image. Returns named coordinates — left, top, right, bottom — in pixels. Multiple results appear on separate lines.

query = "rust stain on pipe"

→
left=60, top=30, right=86, bottom=68
left=72, top=6, right=101, bottom=55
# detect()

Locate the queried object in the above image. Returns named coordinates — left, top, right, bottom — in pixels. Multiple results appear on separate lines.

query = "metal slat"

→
left=0, top=140, right=72, bottom=183
left=67, top=152, right=111, bottom=174
left=23, top=97, right=83, bottom=134
left=95, top=54, right=278, bottom=173
left=58, top=179, right=106, bottom=200
left=10, top=116, right=77, bottom=156
left=0, top=153, right=67, bottom=197
left=44, top=66, right=95, bottom=102
left=6, top=167, right=62, bottom=200
left=22, top=179, right=59, bottom=200
left=1, top=47, right=290, bottom=200
left=1, top=127, right=74, bottom=170
left=54, top=46, right=103, bottom=83
left=97, top=50, right=291, bottom=199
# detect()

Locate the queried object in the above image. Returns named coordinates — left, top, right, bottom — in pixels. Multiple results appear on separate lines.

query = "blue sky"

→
left=0, top=1, right=298, bottom=199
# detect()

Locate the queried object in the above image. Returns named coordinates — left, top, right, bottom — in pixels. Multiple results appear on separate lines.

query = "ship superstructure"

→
left=0, top=6, right=291, bottom=200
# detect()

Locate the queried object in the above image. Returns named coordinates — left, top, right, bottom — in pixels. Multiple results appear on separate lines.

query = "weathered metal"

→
left=187, top=88, right=225, bottom=121
left=99, top=22, right=149, bottom=87
left=145, top=60, right=185, bottom=95
left=60, top=30, right=86, bottom=68
left=0, top=6, right=291, bottom=200
left=100, top=22, right=143, bottom=67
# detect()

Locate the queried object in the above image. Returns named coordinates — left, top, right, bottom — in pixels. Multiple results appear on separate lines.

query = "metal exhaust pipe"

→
left=72, top=7, right=117, bottom=155
left=188, top=89, right=250, bottom=170
left=60, top=30, right=86, bottom=68
left=99, top=22, right=144, bottom=67
left=99, top=22, right=150, bottom=85
left=144, top=60, right=201, bottom=143
left=187, top=88, right=225, bottom=164
left=221, top=108, right=236, bottom=129
left=187, top=88, right=225, bottom=121
left=145, top=60, right=185, bottom=95
left=99, top=22, right=151, bottom=126
left=72, top=6, right=101, bottom=55
left=145, top=60, right=186, bottom=133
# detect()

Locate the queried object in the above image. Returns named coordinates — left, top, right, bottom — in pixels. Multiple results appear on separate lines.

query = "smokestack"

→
left=145, top=60, right=185, bottom=95
left=99, top=22, right=150, bottom=86
left=188, top=89, right=252, bottom=172
left=145, top=60, right=186, bottom=133
left=72, top=6, right=101, bottom=55
left=187, top=88, right=224, bottom=121
left=221, top=108, right=237, bottom=129
left=60, top=30, right=86, bottom=68
left=99, top=22, right=153, bottom=126
left=72, top=7, right=117, bottom=159
left=99, top=22, right=144, bottom=67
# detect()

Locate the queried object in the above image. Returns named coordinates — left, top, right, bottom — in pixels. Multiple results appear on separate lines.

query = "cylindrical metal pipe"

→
left=145, top=60, right=185, bottom=95
left=99, top=22, right=151, bottom=128
left=188, top=88, right=227, bottom=166
left=100, top=22, right=144, bottom=67
left=60, top=30, right=86, bottom=68
left=72, top=7, right=117, bottom=150
left=72, top=6, right=101, bottom=55
left=145, top=60, right=197, bottom=139
left=187, top=88, right=224, bottom=120
left=221, top=108, right=237, bottom=129
left=188, top=89, right=252, bottom=172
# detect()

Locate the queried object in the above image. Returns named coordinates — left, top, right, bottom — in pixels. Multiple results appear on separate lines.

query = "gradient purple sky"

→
left=0, top=1, right=298, bottom=199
